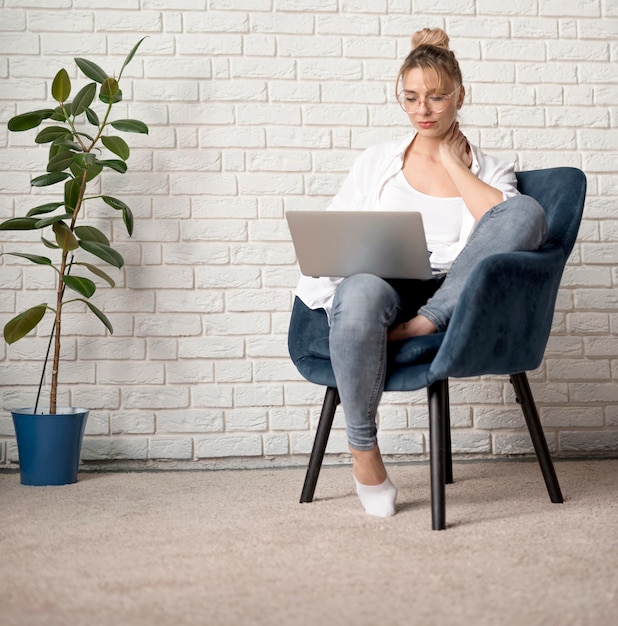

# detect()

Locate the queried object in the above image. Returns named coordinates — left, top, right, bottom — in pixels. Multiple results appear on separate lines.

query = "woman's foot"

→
left=387, top=314, right=437, bottom=342
left=350, top=446, right=397, bottom=517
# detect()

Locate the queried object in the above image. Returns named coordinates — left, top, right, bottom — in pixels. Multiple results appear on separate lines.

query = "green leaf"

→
left=52, top=68, right=71, bottom=103
left=35, top=213, right=72, bottom=228
left=71, top=82, right=97, bottom=117
left=82, top=300, right=113, bottom=334
left=71, top=160, right=102, bottom=183
left=119, top=37, right=148, bottom=80
left=27, top=202, right=64, bottom=217
left=72, top=152, right=96, bottom=169
left=74, top=57, right=109, bottom=84
left=64, top=177, right=82, bottom=212
left=100, top=196, right=134, bottom=237
left=122, top=206, right=134, bottom=237
left=31, top=171, right=71, bottom=187
left=3, top=305, right=48, bottom=344
left=35, top=126, right=72, bottom=144
left=8, top=109, right=56, bottom=132
left=41, top=236, right=60, bottom=249
left=101, top=195, right=129, bottom=212
left=63, top=275, right=96, bottom=298
left=2, top=252, right=52, bottom=265
left=101, top=135, right=130, bottom=160
left=53, top=139, right=82, bottom=151
left=85, top=107, right=100, bottom=127
left=99, top=88, right=123, bottom=106
left=74, top=225, right=110, bottom=245
left=48, top=141, right=61, bottom=162
left=47, top=150, right=76, bottom=173
left=0, top=217, right=40, bottom=230
left=100, top=77, right=121, bottom=105
left=78, top=262, right=116, bottom=288
left=53, top=220, right=79, bottom=251
left=110, top=119, right=148, bottom=134
left=78, top=240, right=124, bottom=268
left=95, top=159, right=127, bottom=174
left=50, top=105, right=69, bottom=122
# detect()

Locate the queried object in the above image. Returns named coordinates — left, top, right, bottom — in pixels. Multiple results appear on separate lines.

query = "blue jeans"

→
left=329, top=195, right=548, bottom=450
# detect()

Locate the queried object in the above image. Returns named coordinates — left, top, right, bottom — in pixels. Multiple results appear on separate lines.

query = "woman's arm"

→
left=440, top=122, right=504, bottom=221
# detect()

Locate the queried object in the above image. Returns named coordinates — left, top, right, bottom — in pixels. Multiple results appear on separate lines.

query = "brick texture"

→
left=1, top=1, right=617, bottom=468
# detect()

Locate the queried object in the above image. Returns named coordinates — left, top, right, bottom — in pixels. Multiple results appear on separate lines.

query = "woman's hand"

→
left=439, top=121, right=472, bottom=169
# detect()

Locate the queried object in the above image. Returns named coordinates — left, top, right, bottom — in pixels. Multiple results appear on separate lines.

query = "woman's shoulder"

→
left=470, top=143, right=514, bottom=172
left=353, top=133, right=415, bottom=168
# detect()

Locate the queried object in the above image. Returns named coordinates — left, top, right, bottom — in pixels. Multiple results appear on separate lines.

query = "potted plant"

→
left=1, top=39, right=149, bottom=485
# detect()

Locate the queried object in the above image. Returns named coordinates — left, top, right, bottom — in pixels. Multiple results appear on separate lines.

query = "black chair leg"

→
left=428, top=379, right=448, bottom=530
left=510, top=372, right=564, bottom=504
left=443, top=379, right=453, bottom=485
left=300, top=387, right=340, bottom=503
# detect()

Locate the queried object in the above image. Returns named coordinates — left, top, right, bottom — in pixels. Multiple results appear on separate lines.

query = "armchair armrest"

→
left=429, top=247, right=566, bottom=382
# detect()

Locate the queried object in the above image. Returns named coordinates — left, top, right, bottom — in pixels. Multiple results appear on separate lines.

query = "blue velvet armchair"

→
left=288, top=167, right=587, bottom=530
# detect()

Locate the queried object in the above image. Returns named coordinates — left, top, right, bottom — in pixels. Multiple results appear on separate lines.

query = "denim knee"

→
left=332, top=274, right=399, bottom=324
left=486, top=195, right=548, bottom=249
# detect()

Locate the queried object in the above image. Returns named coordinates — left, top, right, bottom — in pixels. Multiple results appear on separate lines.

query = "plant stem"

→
left=49, top=251, right=67, bottom=415
left=49, top=168, right=88, bottom=414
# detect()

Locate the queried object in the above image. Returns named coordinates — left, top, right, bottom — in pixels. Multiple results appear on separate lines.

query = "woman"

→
left=294, top=28, right=547, bottom=517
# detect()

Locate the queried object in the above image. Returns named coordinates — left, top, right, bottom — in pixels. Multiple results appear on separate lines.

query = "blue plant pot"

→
left=11, top=407, right=89, bottom=486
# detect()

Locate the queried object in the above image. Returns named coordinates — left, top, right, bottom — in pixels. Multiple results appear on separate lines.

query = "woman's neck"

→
left=408, top=133, right=442, bottom=161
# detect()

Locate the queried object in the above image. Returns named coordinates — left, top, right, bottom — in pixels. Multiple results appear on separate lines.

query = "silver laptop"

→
left=286, top=210, right=433, bottom=280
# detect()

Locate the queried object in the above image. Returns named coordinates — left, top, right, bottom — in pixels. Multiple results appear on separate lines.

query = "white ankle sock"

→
left=354, top=476, right=397, bottom=517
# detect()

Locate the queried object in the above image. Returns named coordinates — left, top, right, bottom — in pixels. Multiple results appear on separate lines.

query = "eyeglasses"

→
left=397, top=87, right=459, bottom=114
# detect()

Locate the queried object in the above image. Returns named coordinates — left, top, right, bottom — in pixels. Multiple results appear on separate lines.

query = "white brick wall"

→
left=1, top=0, right=617, bottom=469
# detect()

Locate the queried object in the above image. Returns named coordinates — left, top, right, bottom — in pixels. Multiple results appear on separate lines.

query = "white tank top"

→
left=380, top=170, right=465, bottom=254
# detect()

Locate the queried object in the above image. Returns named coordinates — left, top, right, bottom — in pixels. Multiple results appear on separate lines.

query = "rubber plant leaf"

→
left=62, top=275, right=96, bottom=298
left=41, top=236, right=60, bottom=250
left=3, top=304, right=48, bottom=345
left=35, top=214, right=73, bottom=229
left=27, top=202, right=64, bottom=217
left=100, top=78, right=121, bottom=105
left=35, top=126, right=72, bottom=144
left=82, top=300, right=114, bottom=334
left=85, top=107, right=100, bottom=127
left=7, top=109, right=55, bottom=132
left=64, top=177, right=82, bottom=212
left=51, top=68, right=71, bottom=103
left=71, top=83, right=97, bottom=117
left=47, top=151, right=76, bottom=173
left=74, top=225, right=110, bottom=245
left=78, top=240, right=124, bottom=268
left=3, top=252, right=52, bottom=265
left=78, top=262, right=116, bottom=288
left=119, top=37, right=148, bottom=80
left=0, top=217, right=40, bottom=230
left=95, top=159, right=127, bottom=174
left=31, top=172, right=71, bottom=187
left=74, top=58, right=109, bottom=84
left=110, top=119, right=149, bottom=134
left=53, top=221, right=79, bottom=251
left=101, top=196, right=133, bottom=236
left=101, top=135, right=130, bottom=160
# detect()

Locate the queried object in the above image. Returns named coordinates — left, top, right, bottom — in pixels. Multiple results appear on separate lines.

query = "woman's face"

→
left=400, top=67, right=464, bottom=139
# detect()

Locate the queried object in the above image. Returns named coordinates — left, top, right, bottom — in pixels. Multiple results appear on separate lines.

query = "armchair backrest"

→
left=515, top=167, right=586, bottom=257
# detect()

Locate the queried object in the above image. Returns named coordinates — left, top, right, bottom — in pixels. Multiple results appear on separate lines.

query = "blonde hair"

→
left=396, top=28, right=463, bottom=97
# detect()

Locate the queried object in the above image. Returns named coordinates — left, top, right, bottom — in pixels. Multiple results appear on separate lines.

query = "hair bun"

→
left=411, top=27, right=450, bottom=50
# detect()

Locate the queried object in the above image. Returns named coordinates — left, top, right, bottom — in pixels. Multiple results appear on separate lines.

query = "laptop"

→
left=286, top=210, right=433, bottom=280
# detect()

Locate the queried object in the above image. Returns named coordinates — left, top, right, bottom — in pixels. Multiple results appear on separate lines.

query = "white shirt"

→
left=295, top=130, right=520, bottom=318
left=381, top=170, right=465, bottom=254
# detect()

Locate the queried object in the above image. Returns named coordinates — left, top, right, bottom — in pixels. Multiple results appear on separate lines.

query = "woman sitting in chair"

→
left=293, top=27, right=548, bottom=517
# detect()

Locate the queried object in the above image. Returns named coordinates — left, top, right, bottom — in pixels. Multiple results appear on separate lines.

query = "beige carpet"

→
left=1, top=459, right=617, bottom=626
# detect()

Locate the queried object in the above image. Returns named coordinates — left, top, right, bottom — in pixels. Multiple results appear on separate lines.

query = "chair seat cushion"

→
left=391, top=333, right=445, bottom=365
